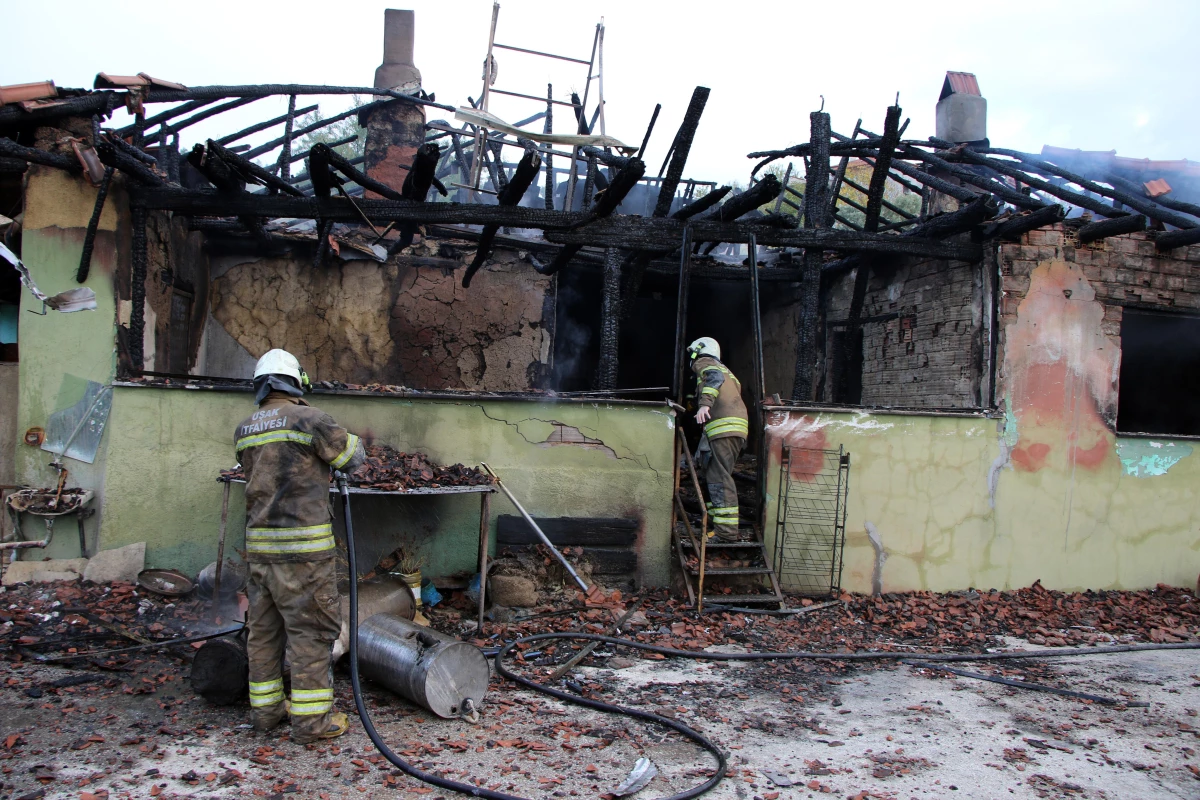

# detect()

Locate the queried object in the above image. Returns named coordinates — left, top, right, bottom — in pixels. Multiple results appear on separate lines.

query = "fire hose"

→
left=337, top=471, right=1200, bottom=799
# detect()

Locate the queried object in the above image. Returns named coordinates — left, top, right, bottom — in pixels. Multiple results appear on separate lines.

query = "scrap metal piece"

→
left=41, top=381, right=112, bottom=464
left=2, top=242, right=98, bottom=312
left=613, top=757, right=657, bottom=797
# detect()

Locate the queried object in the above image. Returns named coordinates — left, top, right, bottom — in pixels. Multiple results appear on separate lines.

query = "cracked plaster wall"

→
left=207, top=248, right=552, bottom=390
left=97, top=388, right=676, bottom=585
left=763, top=406, right=1200, bottom=595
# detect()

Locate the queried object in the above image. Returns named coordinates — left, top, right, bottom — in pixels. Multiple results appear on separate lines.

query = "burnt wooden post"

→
left=695, top=175, right=783, bottom=254
left=792, top=111, right=830, bottom=402
left=597, top=248, right=622, bottom=390
left=391, top=143, right=448, bottom=254
left=864, top=106, right=901, bottom=234
left=1156, top=227, right=1200, bottom=251
left=827, top=119, right=862, bottom=223
left=582, top=154, right=598, bottom=207
left=1077, top=213, right=1145, bottom=244
left=637, top=103, right=661, bottom=159
left=463, top=148, right=542, bottom=287
left=835, top=106, right=901, bottom=400
left=672, top=226, right=693, bottom=404
left=129, top=206, right=149, bottom=372
left=620, top=88, right=709, bottom=315
left=654, top=87, right=709, bottom=217
left=77, top=167, right=114, bottom=283
left=535, top=158, right=645, bottom=275
left=980, top=204, right=1066, bottom=241
left=543, top=84, right=555, bottom=210
left=277, top=94, right=297, bottom=181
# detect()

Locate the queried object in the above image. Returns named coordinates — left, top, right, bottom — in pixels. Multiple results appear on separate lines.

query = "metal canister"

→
left=356, top=613, right=488, bottom=719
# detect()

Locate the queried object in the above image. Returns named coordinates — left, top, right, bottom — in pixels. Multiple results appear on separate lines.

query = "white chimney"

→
left=936, top=71, right=986, bottom=144
left=375, top=9, right=422, bottom=92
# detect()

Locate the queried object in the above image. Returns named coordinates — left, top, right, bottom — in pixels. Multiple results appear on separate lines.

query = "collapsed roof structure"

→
left=2, top=6, right=1199, bottom=605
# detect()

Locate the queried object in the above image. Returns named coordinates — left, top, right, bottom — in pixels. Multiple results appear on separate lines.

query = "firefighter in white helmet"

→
left=686, top=337, right=750, bottom=542
left=234, top=349, right=365, bottom=742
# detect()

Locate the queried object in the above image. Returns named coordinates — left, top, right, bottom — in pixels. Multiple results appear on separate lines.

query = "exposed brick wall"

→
left=823, top=253, right=984, bottom=408
left=996, top=223, right=1200, bottom=395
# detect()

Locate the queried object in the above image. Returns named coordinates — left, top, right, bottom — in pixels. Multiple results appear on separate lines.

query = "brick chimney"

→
left=363, top=9, right=427, bottom=196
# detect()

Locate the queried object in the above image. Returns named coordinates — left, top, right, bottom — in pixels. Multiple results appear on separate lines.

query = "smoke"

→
left=549, top=273, right=597, bottom=391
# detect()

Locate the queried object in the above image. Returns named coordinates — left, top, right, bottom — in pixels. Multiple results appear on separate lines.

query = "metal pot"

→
left=196, top=559, right=246, bottom=599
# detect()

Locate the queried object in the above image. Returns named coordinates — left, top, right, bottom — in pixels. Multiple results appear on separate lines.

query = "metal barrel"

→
left=357, top=613, right=489, bottom=719
left=332, top=577, right=416, bottom=661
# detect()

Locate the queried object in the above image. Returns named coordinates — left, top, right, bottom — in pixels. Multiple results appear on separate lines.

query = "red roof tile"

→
left=94, top=73, right=186, bottom=91
left=0, top=81, right=57, bottom=106
left=1144, top=178, right=1172, bottom=198
left=940, top=72, right=980, bottom=101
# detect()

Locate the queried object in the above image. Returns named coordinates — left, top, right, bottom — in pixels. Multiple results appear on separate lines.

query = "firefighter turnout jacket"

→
left=234, top=392, right=365, bottom=563
left=693, top=356, right=749, bottom=441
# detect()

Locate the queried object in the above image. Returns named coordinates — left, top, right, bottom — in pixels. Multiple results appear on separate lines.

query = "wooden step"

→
left=679, top=538, right=765, bottom=550
left=687, top=566, right=774, bottom=576
left=701, top=594, right=781, bottom=605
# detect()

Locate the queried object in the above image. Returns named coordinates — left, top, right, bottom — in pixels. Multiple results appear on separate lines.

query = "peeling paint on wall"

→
left=763, top=407, right=1200, bottom=594
left=1115, top=439, right=1193, bottom=477
left=1001, top=260, right=1119, bottom=474
left=539, top=422, right=618, bottom=459
left=865, top=521, right=887, bottom=596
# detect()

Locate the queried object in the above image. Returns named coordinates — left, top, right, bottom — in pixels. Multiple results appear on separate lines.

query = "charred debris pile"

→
left=4, top=76, right=1200, bottom=399
left=219, top=444, right=491, bottom=490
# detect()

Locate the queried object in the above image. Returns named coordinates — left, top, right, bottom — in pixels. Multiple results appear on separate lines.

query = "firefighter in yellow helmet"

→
left=687, top=337, right=750, bottom=542
left=234, top=349, right=365, bottom=742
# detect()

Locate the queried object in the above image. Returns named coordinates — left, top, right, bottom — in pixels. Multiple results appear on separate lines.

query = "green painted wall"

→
left=763, top=409, right=1200, bottom=594
left=98, top=387, right=677, bottom=584
left=12, top=168, right=120, bottom=560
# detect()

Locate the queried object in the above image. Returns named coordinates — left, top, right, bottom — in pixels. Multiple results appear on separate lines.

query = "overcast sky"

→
left=6, top=0, right=1199, bottom=184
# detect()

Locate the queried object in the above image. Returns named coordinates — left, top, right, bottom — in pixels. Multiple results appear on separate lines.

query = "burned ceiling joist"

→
left=6, top=64, right=1200, bottom=406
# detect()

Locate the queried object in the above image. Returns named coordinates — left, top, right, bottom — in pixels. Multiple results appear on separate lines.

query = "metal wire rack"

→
left=773, top=446, right=849, bottom=596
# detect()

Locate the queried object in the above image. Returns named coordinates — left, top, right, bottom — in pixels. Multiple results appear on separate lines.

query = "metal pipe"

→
left=0, top=527, right=53, bottom=550
left=479, top=463, right=589, bottom=592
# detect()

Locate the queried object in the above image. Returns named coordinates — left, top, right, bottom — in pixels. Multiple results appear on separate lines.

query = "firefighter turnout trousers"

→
left=246, top=560, right=341, bottom=742
left=705, top=435, right=746, bottom=540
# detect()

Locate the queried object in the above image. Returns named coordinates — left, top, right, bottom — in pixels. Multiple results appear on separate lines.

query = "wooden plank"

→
left=581, top=548, right=638, bottom=575
left=496, top=515, right=637, bottom=546
left=132, top=187, right=984, bottom=260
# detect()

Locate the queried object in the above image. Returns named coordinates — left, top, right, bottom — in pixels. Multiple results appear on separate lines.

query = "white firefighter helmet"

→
left=253, top=348, right=306, bottom=388
left=687, top=337, right=721, bottom=361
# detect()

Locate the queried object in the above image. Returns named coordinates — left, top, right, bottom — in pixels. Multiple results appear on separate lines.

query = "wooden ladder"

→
left=671, top=426, right=784, bottom=611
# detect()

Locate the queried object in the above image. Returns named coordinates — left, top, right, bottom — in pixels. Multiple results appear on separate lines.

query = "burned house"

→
left=1, top=6, right=1198, bottom=606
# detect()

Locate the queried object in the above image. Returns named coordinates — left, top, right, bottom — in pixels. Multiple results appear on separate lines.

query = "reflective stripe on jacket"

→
left=235, top=393, right=365, bottom=563
left=692, top=356, right=749, bottom=442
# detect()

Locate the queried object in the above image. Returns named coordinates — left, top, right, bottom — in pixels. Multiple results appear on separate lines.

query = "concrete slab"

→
left=82, top=542, right=145, bottom=584
left=31, top=570, right=82, bottom=583
left=2, top=557, right=88, bottom=585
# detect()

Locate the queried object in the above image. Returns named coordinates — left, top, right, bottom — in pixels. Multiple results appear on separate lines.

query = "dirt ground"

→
left=1, top=582, right=1199, bottom=800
